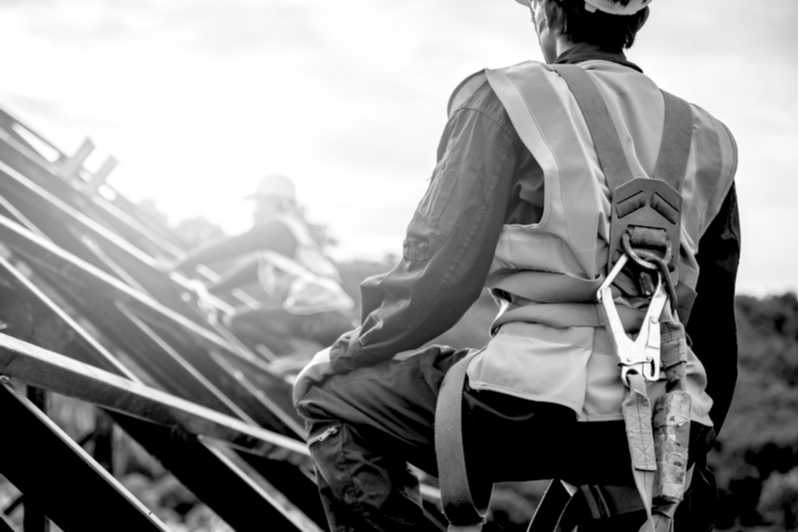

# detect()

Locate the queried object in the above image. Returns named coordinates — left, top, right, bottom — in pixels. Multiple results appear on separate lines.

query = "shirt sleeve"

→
left=685, top=185, right=741, bottom=435
left=176, top=219, right=297, bottom=269
left=329, top=88, right=522, bottom=374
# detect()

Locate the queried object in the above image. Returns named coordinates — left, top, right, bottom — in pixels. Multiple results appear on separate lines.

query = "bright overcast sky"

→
left=0, top=0, right=796, bottom=296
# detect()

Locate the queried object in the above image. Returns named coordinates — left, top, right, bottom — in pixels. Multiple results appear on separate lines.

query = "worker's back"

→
left=456, top=58, right=736, bottom=436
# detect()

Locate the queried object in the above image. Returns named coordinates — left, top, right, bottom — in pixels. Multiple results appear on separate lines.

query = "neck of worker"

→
left=551, top=40, right=639, bottom=72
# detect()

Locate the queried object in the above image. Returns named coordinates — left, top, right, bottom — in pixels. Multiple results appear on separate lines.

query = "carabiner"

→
left=597, top=255, right=668, bottom=386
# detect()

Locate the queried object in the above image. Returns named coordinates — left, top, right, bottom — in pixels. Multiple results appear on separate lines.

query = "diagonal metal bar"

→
left=0, top=265, right=326, bottom=526
left=22, top=386, right=49, bottom=532
left=0, top=332, right=309, bottom=458
left=112, top=414, right=323, bottom=532
left=233, top=450, right=329, bottom=527
left=0, top=108, right=65, bottom=162
left=0, top=132, right=282, bottom=349
left=0, top=196, right=47, bottom=241
left=3, top=429, right=124, bottom=519
left=0, top=382, right=172, bottom=532
left=0, top=120, right=186, bottom=256
left=117, top=303, right=259, bottom=425
left=68, top=225, right=151, bottom=296
left=0, top=156, right=208, bottom=324
left=0, top=214, right=270, bottom=373
left=0, top=255, right=139, bottom=381
left=0, top=215, right=304, bottom=436
left=21, top=258, right=300, bottom=433
left=0, top=513, right=19, bottom=532
left=122, top=302, right=302, bottom=434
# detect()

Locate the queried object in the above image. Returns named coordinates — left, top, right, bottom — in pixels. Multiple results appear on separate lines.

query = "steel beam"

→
left=0, top=513, right=19, bottom=532
left=0, top=116, right=186, bottom=254
left=0, top=196, right=46, bottom=240
left=0, top=332, right=309, bottom=458
left=0, top=158, right=206, bottom=323
left=22, top=387, right=49, bottom=532
left=83, top=156, right=117, bottom=196
left=0, top=255, right=138, bottom=380
left=0, top=216, right=303, bottom=436
left=56, top=138, right=94, bottom=183
left=0, top=214, right=270, bottom=375
left=234, top=451, right=328, bottom=528
left=24, top=263, right=298, bottom=433
left=0, top=129, right=183, bottom=260
left=0, top=108, right=64, bottom=162
left=0, top=383, right=171, bottom=532
left=112, top=414, right=322, bottom=532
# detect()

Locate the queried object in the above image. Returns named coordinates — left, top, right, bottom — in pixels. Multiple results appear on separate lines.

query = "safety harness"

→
left=434, top=64, right=695, bottom=532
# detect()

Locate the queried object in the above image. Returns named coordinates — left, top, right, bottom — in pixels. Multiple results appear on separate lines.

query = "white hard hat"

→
left=248, top=174, right=296, bottom=201
left=515, top=0, right=652, bottom=16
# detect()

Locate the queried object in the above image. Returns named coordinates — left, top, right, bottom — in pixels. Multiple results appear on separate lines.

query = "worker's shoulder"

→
left=678, top=96, right=739, bottom=172
left=687, top=100, right=737, bottom=143
left=447, top=70, right=491, bottom=117
left=447, top=60, right=546, bottom=120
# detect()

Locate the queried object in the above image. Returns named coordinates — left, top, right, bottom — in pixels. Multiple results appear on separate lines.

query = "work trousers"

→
left=294, top=345, right=716, bottom=532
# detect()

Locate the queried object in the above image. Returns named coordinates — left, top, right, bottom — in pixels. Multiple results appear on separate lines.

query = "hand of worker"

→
left=292, top=346, right=334, bottom=406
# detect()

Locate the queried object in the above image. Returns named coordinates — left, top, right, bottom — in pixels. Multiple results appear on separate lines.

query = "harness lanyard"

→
left=599, top=254, right=691, bottom=532
left=553, top=64, right=695, bottom=532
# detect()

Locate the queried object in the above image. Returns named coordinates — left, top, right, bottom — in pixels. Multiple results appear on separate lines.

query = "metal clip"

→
left=597, top=255, right=668, bottom=385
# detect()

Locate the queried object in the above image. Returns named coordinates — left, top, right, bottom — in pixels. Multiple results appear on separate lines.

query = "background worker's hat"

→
left=514, top=0, right=652, bottom=16
left=247, top=174, right=296, bottom=202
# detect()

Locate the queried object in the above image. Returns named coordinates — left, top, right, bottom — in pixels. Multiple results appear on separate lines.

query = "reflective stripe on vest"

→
left=463, top=60, right=735, bottom=425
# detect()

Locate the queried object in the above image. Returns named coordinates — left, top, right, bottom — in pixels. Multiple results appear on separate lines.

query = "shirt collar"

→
left=554, top=43, right=642, bottom=73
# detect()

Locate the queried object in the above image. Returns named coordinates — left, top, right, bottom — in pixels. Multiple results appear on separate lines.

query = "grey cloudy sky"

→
left=0, top=0, right=796, bottom=295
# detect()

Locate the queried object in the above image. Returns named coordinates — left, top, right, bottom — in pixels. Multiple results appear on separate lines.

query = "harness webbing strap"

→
left=435, top=351, right=489, bottom=532
left=623, top=373, right=658, bottom=532
left=553, top=65, right=694, bottom=198
left=551, top=65, right=634, bottom=193
left=654, top=91, right=694, bottom=192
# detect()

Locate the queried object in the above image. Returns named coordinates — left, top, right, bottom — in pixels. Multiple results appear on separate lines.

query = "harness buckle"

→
left=597, top=255, right=668, bottom=385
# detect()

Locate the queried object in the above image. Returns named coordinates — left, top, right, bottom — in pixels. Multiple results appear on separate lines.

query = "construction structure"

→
left=0, top=107, right=446, bottom=532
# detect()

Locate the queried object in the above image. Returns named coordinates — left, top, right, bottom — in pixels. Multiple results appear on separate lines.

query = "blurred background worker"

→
left=172, top=174, right=355, bottom=358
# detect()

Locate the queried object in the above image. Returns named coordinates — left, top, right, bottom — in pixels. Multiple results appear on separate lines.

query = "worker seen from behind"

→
left=293, top=1, right=740, bottom=531
left=172, top=174, right=355, bottom=358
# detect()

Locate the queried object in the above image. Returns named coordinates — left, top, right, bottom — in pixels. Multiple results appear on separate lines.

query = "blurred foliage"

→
left=712, top=293, right=798, bottom=532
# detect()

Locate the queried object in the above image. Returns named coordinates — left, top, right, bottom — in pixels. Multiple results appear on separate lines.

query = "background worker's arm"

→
left=328, top=86, right=524, bottom=375
left=172, top=219, right=297, bottom=270
left=206, top=255, right=260, bottom=294
left=686, top=186, right=741, bottom=435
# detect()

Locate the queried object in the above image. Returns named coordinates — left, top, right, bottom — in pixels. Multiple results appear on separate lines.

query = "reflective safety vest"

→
left=258, top=212, right=354, bottom=315
left=462, top=60, right=737, bottom=426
